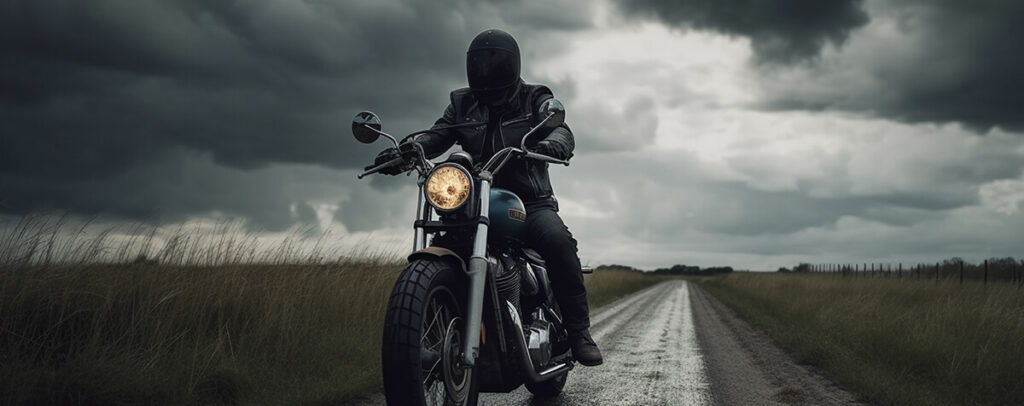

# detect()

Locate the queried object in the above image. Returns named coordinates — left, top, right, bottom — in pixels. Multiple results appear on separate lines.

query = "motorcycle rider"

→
left=371, top=29, right=603, bottom=366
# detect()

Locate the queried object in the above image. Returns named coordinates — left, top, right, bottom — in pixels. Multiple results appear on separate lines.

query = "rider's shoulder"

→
left=450, top=87, right=473, bottom=96
left=520, top=83, right=554, bottom=108
left=448, top=87, right=476, bottom=117
left=520, top=82, right=553, bottom=97
left=448, top=87, right=474, bottom=106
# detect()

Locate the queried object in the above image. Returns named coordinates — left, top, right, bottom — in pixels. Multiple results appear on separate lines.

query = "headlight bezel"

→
left=423, top=163, right=474, bottom=213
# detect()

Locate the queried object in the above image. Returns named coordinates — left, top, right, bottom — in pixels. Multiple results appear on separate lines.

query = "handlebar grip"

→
left=523, top=151, right=569, bottom=166
left=358, top=157, right=405, bottom=179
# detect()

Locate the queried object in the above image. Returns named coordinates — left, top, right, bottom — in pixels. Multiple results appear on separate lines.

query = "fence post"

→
left=959, top=261, right=964, bottom=285
left=936, top=262, right=940, bottom=283
left=1019, top=260, right=1023, bottom=289
left=898, top=263, right=902, bottom=279
left=984, top=259, right=988, bottom=285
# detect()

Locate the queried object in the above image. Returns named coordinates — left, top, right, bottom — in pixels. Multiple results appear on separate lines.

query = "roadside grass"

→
left=696, top=273, right=1024, bottom=406
left=0, top=215, right=665, bottom=404
left=585, top=267, right=671, bottom=309
left=1, top=262, right=403, bottom=405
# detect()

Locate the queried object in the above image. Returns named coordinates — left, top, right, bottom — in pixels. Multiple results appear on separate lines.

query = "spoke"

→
left=422, top=357, right=442, bottom=386
left=427, top=336, right=444, bottom=351
left=422, top=299, right=443, bottom=346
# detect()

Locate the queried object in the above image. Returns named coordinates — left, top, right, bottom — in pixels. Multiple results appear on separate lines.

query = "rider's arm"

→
left=531, top=96, right=575, bottom=161
left=415, top=104, right=459, bottom=159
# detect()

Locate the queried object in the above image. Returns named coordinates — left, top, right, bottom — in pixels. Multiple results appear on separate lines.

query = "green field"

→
left=697, top=273, right=1024, bottom=406
left=0, top=222, right=664, bottom=405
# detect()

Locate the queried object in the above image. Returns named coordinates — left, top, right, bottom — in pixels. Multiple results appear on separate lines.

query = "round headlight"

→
left=425, top=164, right=472, bottom=211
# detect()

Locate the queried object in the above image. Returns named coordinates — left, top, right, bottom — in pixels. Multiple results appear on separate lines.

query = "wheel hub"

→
left=442, top=317, right=469, bottom=402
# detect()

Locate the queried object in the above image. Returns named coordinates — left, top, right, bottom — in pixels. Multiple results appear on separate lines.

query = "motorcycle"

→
left=351, top=100, right=589, bottom=405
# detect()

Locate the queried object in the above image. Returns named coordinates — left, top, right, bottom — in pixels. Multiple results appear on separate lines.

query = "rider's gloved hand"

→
left=398, top=140, right=422, bottom=158
left=532, top=140, right=556, bottom=156
left=368, top=147, right=405, bottom=176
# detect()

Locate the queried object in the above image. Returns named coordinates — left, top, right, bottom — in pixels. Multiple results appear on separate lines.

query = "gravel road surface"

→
left=352, top=280, right=863, bottom=405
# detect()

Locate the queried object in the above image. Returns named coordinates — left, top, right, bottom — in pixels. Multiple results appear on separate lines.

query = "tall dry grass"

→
left=585, top=267, right=672, bottom=309
left=0, top=215, right=665, bottom=404
left=698, top=273, right=1024, bottom=406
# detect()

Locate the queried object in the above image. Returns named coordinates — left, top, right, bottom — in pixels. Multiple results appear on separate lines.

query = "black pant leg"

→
left=524, top=205, right=590, bottom=331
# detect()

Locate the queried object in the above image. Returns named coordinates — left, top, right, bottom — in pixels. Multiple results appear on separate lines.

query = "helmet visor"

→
left=467, top=49, right=520, bottom=91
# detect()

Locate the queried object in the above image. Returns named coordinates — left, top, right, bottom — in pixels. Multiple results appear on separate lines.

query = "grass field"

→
left=697, top=273, right=1024, bottom=406
left=0, top=217, right=665, bottom=404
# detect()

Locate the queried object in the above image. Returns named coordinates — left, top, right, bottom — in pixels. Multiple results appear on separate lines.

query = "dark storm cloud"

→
left=761, top=0, right=1024, bottom=132
left=0, top=0, right=592, bottom=227
left=0, top=149, right=355, bottom=231
left=615, top=0, right=1024, bottom=132
left=613, top=0, right=869, bottom=63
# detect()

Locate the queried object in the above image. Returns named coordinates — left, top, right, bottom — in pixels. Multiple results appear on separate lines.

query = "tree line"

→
left=598, top=264, right=734, bottom=275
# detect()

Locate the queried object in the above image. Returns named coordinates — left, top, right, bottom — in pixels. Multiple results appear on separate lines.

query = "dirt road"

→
left=353, top=280, right=863, bottom=405
left=481, top=280, right=863, bottom=405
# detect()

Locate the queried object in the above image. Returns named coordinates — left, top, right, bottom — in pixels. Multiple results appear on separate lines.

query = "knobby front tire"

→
left=381, top=258, right=479, bottom=406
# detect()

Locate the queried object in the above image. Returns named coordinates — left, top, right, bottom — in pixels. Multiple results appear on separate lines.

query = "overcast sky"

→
left=3, top=0, right=1023, bottom=270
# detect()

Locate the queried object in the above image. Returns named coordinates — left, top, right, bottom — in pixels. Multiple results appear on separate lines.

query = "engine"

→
left=494, top=254, right=522, bottom=311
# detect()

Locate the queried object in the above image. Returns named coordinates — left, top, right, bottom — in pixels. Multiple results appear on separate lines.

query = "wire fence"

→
left=791, top=259, right=1024, bottom=288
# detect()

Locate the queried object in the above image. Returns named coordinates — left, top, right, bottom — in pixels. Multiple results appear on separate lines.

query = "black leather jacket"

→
left=417, top=82, right=575, bottom=202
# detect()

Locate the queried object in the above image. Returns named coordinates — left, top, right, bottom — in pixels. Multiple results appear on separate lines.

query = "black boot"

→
left=558, top=292, right=603, bottom=366
left=570, top=328, right=603, bottom=366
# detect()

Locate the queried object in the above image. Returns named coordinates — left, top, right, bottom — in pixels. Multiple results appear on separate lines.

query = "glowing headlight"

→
left=425, top=165, right=471, bottom=211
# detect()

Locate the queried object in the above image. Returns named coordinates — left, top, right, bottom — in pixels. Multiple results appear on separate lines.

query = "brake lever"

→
left=357, top=156, right=405, bottom=179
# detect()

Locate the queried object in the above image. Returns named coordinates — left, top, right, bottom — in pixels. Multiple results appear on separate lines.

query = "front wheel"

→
left=382, top=259, right=479, bottom=406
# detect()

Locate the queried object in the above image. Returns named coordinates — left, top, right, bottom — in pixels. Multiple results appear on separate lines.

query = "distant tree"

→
left=778, top=267, right=791, bottom=273
left=942, top=257, right=966, bottom=267
left=650, top=264, right=733, bottom=275
left=597, top=264, right=642, bottom=273
left=988, top=257, right=1017, bottom=267
left=794, top=263, right=812, bottom=272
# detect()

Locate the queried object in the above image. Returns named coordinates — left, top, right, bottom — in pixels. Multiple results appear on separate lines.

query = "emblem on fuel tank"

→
left=508, top=208, right=526, bottom=222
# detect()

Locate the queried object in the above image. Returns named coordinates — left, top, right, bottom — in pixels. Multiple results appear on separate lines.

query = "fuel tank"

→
left=488, top=188, right=526, bottom=243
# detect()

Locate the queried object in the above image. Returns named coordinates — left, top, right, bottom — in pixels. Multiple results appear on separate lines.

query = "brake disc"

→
left=442, top=317, right=470, bottom=403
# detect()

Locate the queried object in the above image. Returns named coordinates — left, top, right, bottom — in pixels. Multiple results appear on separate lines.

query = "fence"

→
left=797, top=260, right=1024, bottom=288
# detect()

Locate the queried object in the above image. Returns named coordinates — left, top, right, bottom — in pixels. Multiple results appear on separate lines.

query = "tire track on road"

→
left=485, top=280, right=711, bottom=405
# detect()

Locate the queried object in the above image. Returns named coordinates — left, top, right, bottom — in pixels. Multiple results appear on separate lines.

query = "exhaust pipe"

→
left=505, top=301, right=573, bottom=383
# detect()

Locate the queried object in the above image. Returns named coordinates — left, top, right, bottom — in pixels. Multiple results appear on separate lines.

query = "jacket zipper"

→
left=501, top=114, right=542, bottom=197
left=500, top=115, right=530, bottom=126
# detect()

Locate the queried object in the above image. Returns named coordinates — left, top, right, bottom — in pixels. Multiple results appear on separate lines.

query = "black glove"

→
left=398, top=140, right=422, bottom=157
left=367, top=147, right=404, bottom=175
left=532, top=140, right=556, bottom=156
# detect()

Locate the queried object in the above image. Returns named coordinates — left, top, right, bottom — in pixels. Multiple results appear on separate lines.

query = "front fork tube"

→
left=462, top=176, right=491, bottom=367
left=413, top=182, right=431, bottom=252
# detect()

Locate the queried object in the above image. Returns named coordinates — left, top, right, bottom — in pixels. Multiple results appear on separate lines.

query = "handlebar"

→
left=522, top=150, right=569, bottom=166
left=357, top=111, right=568, bottom=179
left=482, top=146, right=568, bottom=176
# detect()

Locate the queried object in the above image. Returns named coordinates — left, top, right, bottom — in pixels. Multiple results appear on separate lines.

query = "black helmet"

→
left=467, top=29, right=521, bottom=107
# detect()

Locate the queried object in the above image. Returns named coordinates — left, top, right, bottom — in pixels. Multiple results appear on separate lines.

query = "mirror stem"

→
left=362, top=124, right=400, bottom=148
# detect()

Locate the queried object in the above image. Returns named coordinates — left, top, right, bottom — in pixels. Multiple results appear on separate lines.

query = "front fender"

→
left=408, top=246, right=467, bottom=273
